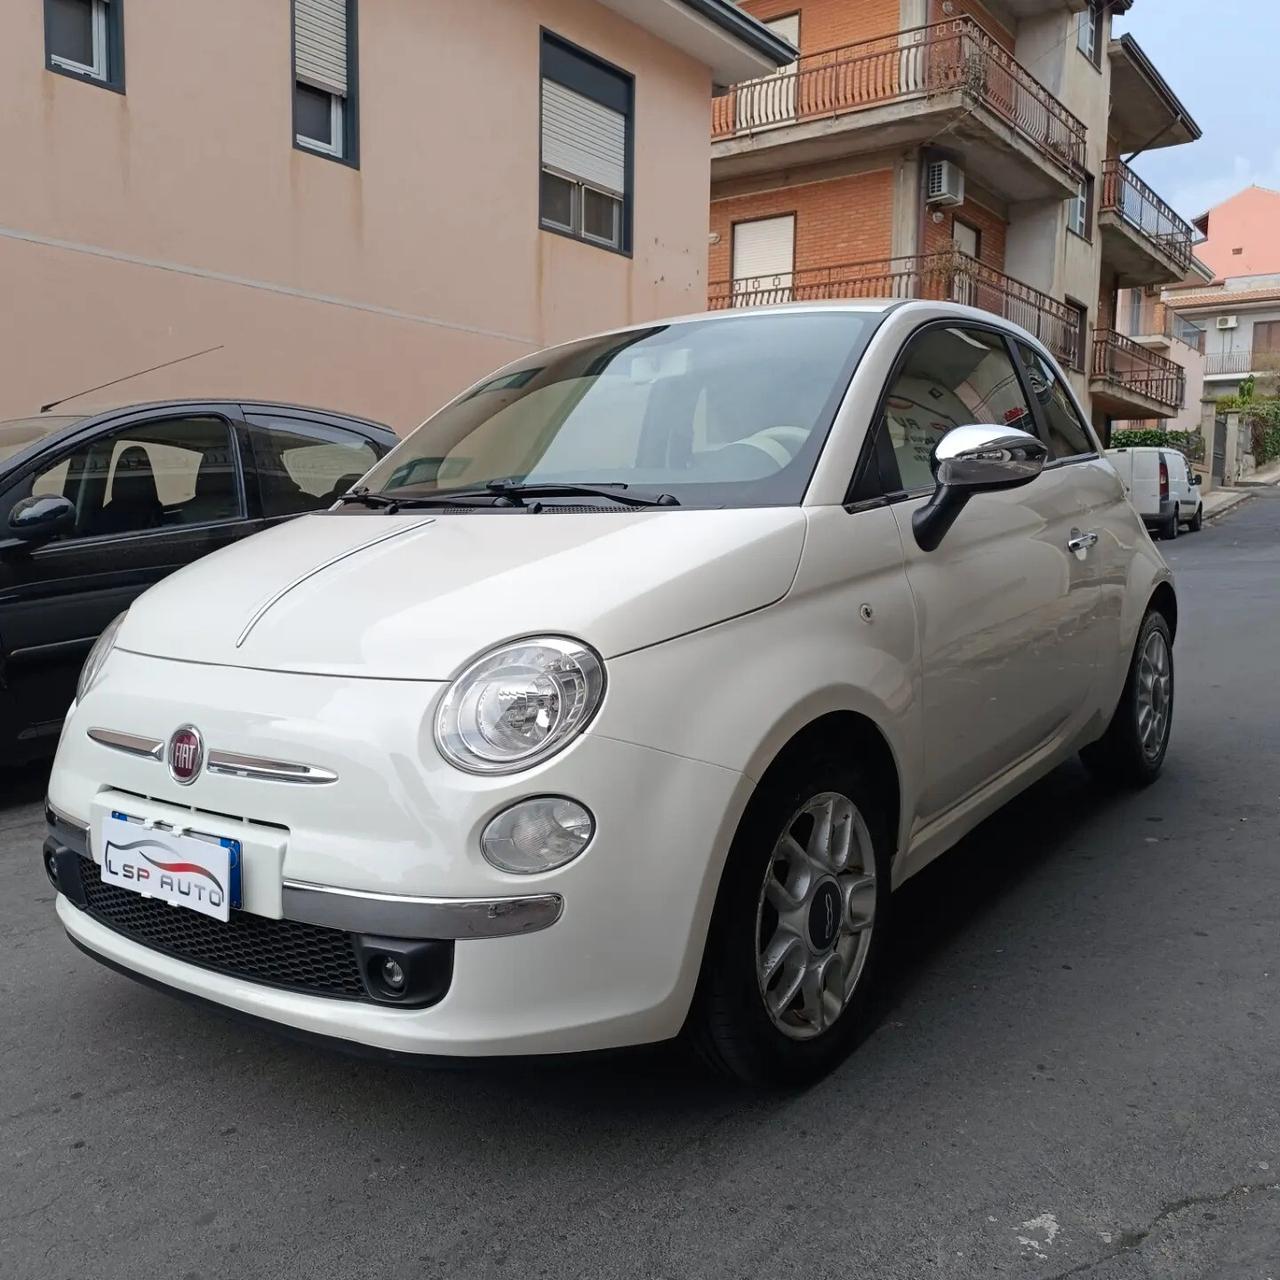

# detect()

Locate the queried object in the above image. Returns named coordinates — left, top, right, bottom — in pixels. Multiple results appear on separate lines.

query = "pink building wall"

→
left=0, top=0, right=718, bottom=430
left=1194, top=186, right=1280, bottom=281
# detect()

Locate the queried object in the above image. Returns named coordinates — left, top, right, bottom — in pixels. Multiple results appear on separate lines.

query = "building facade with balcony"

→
left=707, top=0, right=1201, bottom=442
left=0, top=0, right=790, bottom=427
left=1163, top=279, right=1280, bottom=400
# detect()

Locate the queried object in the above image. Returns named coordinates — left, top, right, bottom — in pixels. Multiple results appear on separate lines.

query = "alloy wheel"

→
left=1136, top=629, right=1172, bottom=760
left=754, top=792, right=877, bottom=1041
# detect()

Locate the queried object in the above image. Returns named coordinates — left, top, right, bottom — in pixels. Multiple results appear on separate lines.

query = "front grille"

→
left=77, top=856, right=367, bottom=1000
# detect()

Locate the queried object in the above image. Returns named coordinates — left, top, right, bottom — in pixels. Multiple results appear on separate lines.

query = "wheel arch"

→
left=1148, top=579, right=1178, bottom=641
left=741, top=708, right=904, bottom=866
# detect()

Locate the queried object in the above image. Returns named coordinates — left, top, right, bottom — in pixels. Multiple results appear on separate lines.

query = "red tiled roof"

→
left=1166, top=286, right=1280, bottom=310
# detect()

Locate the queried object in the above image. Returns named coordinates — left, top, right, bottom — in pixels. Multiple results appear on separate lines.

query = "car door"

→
left=870, top=321, right=1100, bottom=822
left=0, top=410, right=253, bottom=753
left=242, top=412, right=386, bottom=529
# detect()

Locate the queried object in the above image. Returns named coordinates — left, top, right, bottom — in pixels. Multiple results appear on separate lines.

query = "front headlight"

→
left=434, top=637, right=605, bottom=774
left=76, top=611, right=126, bottom=703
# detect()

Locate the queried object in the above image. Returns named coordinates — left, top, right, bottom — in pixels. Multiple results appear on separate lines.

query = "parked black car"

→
left=0, top=400, right=397, bottom=764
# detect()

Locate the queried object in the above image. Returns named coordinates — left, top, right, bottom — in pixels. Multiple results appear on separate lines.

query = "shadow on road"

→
left=73, top=755, right=1118, bottom=1128
left=2, top=761, right=50, bottom=808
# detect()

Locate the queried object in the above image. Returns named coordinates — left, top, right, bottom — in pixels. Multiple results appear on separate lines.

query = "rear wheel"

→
left=1161, top=511, right=1179, bottom=540
left=687, top=752, right=891, bottom=1086
left=1080, top=610, right=1174, bottom=787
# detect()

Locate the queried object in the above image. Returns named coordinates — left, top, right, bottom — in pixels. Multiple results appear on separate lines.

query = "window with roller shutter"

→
left=539, top=32, right=634, bottom=254
left=293, top=0, right=358, bottom=165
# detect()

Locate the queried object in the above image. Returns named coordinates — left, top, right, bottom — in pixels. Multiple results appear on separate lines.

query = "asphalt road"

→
left=3, top=492, right=1280, bottom=1280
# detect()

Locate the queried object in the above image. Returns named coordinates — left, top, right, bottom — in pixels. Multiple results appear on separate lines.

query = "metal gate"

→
left=1212, top=413, right=1227, bottom=483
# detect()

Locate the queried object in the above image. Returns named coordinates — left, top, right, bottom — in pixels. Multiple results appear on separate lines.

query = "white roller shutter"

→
left=733, top=216, right=795, bottom=286
left=766, top=14, right=800, bottom=48
left=541, top=80, right=627, bottom=197
left=295, top=0, right=348, bottom=97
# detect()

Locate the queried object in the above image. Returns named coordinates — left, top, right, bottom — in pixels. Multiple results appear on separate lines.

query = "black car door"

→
left=0, top=409, right=256, bottom=759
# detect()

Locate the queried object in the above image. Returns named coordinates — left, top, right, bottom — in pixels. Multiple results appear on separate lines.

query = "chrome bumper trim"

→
left=207, top=750, right=338, bottom=785
left=282, top=879, right=564, bottom=940
left=86, top=727, right=164, bottom=760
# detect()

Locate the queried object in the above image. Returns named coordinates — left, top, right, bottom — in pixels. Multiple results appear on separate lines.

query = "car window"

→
left=1015, top=344, right=1095, bottom=460
left=29, top=416, right=241, bottom=540
left=361, top=312, right=882, bottom=510
left=875, top=326, right=1036, bottom=493
left=247, top=418, right=381, bottom=517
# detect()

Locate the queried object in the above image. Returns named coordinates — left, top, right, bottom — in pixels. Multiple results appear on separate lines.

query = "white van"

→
left=1105, top=445, right=1203, bottom=539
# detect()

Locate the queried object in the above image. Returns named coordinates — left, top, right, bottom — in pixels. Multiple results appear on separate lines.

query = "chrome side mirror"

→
left=912, top=425, right=1047, bottom=552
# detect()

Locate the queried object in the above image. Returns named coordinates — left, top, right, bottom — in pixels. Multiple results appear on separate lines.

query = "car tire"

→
left=686, top=750, right=892, bottom=1086
left=1080, top=610, right=1174, bottom=788
left=1161, top=512, right=1179, bottom=540
left=1189, top=504, right=1203, bottom=533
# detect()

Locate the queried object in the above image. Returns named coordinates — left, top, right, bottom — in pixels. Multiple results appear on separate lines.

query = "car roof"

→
left=0, top=398, right=397, bottom=481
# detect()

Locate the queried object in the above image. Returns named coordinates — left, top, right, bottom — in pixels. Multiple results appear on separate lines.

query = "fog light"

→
left=381, top=958, right=406, bottom=990
left=481, top=797, right=594, bottom=874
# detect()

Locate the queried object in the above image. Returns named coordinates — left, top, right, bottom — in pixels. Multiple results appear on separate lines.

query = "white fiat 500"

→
left=45, top=302, right=1175, bottom=1084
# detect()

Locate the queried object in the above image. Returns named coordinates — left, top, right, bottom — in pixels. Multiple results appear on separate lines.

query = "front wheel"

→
left=1080, top=610, right=1174, bottom=787
left=687, top=753, right=891, bottom=1086
left=1189, top=504, right=1203, bottom=533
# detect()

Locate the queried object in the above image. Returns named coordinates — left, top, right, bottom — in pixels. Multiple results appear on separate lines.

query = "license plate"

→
left=98, top=812, right=242, bottom=923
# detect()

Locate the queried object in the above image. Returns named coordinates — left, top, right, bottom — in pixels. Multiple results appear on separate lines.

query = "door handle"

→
left=1067, top=530, right=1099, bottom=553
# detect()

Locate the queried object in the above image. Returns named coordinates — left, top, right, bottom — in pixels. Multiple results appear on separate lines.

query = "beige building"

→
left=706, top=0, right=1201, bottom=443
left=0, top=0, right=789, bottom=429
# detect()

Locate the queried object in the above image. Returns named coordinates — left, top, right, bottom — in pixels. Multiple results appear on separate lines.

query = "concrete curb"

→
left=1204, top=491, right=1253, bottom=523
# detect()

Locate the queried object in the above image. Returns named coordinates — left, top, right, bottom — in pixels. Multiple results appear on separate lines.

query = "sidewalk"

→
left=1205, top=458, right=1280, bottom=521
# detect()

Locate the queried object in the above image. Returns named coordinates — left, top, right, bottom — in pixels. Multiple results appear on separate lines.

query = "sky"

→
left=1113, top=0, right=1280, bottom=221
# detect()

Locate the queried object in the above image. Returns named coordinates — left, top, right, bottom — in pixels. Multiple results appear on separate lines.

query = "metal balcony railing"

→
left=708, top=251, right=1081, bottom=368
left=711, top=18, right=1087, bottom=177
left=1100, top=161, right=1196, bottom=275
left=1092, top=329, right=1185, bottom=411
left=1123, top=301, right=1205, bottom=352
left=1204, top=351, right=1260, bottom=376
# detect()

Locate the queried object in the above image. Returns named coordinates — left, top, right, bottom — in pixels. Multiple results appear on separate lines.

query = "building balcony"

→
left=710, top=18, right=1087, bottom=201
left=1090, top=329, right=1186, bottom=419
left=707, top=250, right=1082, bottom=369
left=1123, top=300, right=1205, bottom=354
left=1098, top=160, right=1198, bottom=287
left=1203, top=351, right=1276, bottom=380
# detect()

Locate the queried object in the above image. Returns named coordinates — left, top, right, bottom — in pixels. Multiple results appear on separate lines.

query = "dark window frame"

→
left=291, top=0, right=360, bottom=170
left=539, top=29, right=635, bottom=259
left=20, top=412, right=249, bottom=549
left=244, top=415, right=383, bottom=519
left=44, top=0, right=125, bottom=95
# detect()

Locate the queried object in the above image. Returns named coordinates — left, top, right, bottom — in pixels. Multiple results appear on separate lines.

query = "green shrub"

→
left=1109, top=428, right=1205, bottom=464
left=1244, top=401, right=1280, bottom=464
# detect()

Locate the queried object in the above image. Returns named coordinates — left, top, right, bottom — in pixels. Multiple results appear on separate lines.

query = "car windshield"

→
left=359, top=311, right=882, bottom=508
left=0, top=416, right=86, bottom=467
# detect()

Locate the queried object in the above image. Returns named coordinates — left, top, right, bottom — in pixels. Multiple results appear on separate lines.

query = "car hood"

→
left=118, top=509, right=807, bottom=679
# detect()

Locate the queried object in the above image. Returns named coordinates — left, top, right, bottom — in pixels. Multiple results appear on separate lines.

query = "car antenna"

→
left=39, top=344, right=225, bottom=413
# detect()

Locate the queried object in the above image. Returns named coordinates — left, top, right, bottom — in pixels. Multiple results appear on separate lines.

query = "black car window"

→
left=246, top=417, right=382, bottom=517
left=30, top=416, right=241, bottom=539
left=1015, top=343, right=1095, bottom=461
left=874, top=326, right=1036, bottom=493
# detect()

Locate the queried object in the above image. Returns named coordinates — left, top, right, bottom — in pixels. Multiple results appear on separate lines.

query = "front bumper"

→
left=49, top=650, right=750, bottom=1056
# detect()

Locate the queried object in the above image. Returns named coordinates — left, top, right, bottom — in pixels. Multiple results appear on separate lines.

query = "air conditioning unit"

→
left=1218, top=315, right=1239, bottom=330
left=925, top=160, right=965, bottom=207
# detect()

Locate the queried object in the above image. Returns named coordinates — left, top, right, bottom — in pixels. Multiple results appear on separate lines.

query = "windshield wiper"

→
left=478, top=480, right=680, bottom=508
left=343, top=482, right=680, bottom=510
